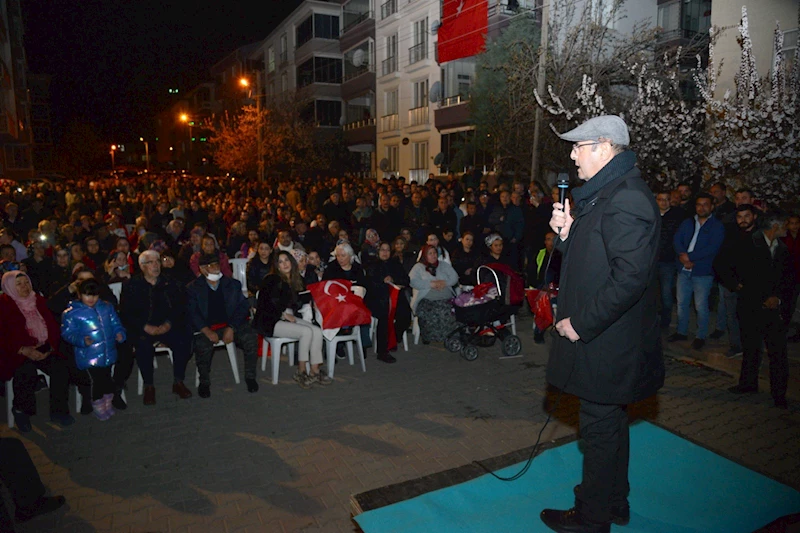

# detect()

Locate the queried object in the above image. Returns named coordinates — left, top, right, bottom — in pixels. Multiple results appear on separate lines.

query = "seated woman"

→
left=102, top=251, right=132, bottom=285
left=480, top=233, right=516, bottom=270
left=409, top=244, right=460, bottom=343
left=366, top=242, right=412, bottom=363
left=360, top=229, right=381, bottom=267
left=253, top=251, right=332, bottom=389
left=416, top=232, right=451, bottom=264
left=0, top=272, right=75, bottom=432
left=47, top=246, right=74, bottom=296
left=451, top=231, right=481, bottom=286
left=189, top=234, right=233, bottom=278
left=246, top=242, right=272, bottom=296
left=390, top=236, right=416, bottom=275
left=291, top=248, right=318, bottom=288
left=323, top=242, right=370, bottom=351
left=239, top=229, right=261, bottom=260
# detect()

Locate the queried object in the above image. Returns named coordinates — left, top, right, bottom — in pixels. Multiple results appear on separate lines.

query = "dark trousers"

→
left=131, top=328, right=192, bottom=386
left=0, top=438, right=47, bottom=532
left=112, top=341, right=135, bottom=391
left=737, top=307, right=788, bottom=400
left=193, top=323, right=258, bottom=386
left=576, top=399, right=629, bottom=524
left=373, top=298, right=412, bottom=354
left=12, top=357, right=70, bottom=416
left=86, top=366, right=115, bottom=401
left=59, top=342, right=91, bottom=403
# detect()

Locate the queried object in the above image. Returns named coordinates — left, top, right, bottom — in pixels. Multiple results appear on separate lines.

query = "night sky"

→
left=22, top=0, right=300, bottom=143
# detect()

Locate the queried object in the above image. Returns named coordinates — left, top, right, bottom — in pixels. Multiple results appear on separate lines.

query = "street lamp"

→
left=139, top=137, right=150, bottom=172
left=240, top=75, right=264, bottom=183
left=110, top=144, right=117, bottom=171
left=179, top=113, right=193, bottom=172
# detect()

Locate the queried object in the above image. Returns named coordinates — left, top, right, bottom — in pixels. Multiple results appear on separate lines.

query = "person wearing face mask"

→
left=187, top=253, right=260, bottom=397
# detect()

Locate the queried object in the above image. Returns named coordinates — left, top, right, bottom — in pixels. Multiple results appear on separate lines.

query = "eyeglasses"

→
left=572, top=141, right=602, bottom=152
left=141, top=260, right=158, bottom=266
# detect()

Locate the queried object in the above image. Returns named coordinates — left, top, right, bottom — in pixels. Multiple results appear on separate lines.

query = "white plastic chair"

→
left=193, top=340, right=241, bottom=388
left=229, top=258, right=249, bottom=296
left=369, top=316, right=409, bottom=352
left=108, top=282, right=122, bottom=303
left=324, top=327, right=365, bottom=379
left=261, top=337, right=300, bottom=384
left=137, top=344, right=173, bottom=395
left=412, top=315, right=420, bottom=345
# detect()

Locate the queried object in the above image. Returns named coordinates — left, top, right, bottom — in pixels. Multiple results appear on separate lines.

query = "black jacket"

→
left=186, top=276, right=250, bottom=333
left=119, top=275, right=186, bottom=336
left=547, top=160, right=664, bottom=405
left=252, top=274, right=299, bottom=337
left=658, top=207, right=688, bottom=263
left=246, top=257, right=272, bottom=295
left=365, top=259, right=410, bottom=319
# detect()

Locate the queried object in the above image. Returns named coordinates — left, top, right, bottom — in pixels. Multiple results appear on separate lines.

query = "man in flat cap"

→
left=542, top=116, right=664, bottom=532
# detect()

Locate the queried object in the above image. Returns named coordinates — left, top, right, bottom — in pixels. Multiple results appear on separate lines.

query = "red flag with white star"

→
left=438, top=0, right=489, bottom=63
left=308, top=279, right=372, bottom=330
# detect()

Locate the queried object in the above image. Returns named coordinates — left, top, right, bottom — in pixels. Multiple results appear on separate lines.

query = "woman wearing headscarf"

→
left=179, top=226, right=205, bottom=264
left=291, top=248, right=318, bottom=288
left=409, top=244, right=460, bottom=343
left=480, top=233, right=515, bottom=270
left=360, top=229, right=381, bottom=267
left=0, top=271, right=74, bottom=432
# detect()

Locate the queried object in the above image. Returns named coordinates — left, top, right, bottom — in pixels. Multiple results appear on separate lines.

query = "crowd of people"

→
left=0, top=168, right=797, bottom=434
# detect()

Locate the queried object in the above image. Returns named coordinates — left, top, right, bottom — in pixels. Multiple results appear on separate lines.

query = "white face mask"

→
left=205, top=272, right=222, bottom=282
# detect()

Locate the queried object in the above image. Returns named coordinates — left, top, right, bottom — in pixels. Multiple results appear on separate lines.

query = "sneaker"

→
left=666, top=333, right=688, bottom=342
left=726, top=346, right=743, bottom=358
left=50, top=413, right=76, bottom=427
left=691, top=338, right=705, bottom=350
left=296, top=372, right=314, bottom=389
left=12, top=408, right=32, bottom=433
left=708, top=329, right=725, bottom=340
left=310, top=372, right=333, bottom=386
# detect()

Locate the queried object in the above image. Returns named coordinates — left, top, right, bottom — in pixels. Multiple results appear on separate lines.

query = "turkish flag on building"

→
left=308, top=280, right=372, bottom=332
left=438, top=0, right=489, bottom=63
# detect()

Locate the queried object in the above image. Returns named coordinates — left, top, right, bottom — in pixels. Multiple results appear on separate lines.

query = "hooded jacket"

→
left=61, top=300, right=126, bottom=370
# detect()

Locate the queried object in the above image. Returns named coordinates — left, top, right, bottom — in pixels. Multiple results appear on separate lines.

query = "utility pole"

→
left=531, top=0, right=549, bottom=182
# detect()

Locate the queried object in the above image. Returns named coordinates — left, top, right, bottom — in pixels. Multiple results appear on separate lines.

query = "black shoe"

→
left=573, top=485, right=629, bottom=525
left=246, top=378, right=259, bottom=393
left=198, top=383, right=211, bottom=398
left=534, top=332, right=545, bottom=345
left=540, top=508, right=610, bottom=533
left=728, top=384, right=758, bottom=394
left=774, top=397, right=788, bottom=409
left=691, top=338, right=705, bottom=350
left=34, top=374, right=48, bottom=393
left=708, top=329, right=725, bottom=340
left=80, top=396, right=93, bottom=415
left=377, top=353, right=397, bottom=363
left=14, top=495, right=66, bottom=522
left=667, top=333, right=688, bottom=342
left=12, top=408, right=32, bottom=433
left=112, top=391, right=127, bottom=410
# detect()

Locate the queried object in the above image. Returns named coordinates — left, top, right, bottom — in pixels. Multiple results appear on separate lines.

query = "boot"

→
left=92, top=399, right=111, bottom=421
left=102, top=393, right=116, bottom=417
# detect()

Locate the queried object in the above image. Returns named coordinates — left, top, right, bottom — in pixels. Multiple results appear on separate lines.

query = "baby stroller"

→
left=445, top=264, right=524, bottom=361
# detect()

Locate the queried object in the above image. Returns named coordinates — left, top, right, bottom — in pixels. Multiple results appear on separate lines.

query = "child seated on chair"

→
left=61, top=278, right=126, bottom=421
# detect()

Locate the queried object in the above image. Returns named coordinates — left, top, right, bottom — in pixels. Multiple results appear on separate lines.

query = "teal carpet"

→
left=354, top=422, right=800, bottom=532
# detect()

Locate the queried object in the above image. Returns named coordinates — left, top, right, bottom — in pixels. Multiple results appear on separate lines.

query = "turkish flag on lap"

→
left=438, top=0, right=489, bottom=63
left=386, top=283, right=400, bottom=351
left=308, top=280, right=372, bottom=330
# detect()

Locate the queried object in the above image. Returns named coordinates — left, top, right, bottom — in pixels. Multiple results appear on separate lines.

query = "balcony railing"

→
left=408, top=105, right=429, bottom=126
left=380, top=0, right=397, bottom=19
left=381, top=56, right=397, bottom=77
left=343, top=118, right=376, bottom=131
left=441, top=94, right=469, bottom=107
left=344, top=63, right=374, bottom=82
left=380, top=114, right=399, bottom=132
left=342, top=10, right=373, bottom=34
left=408, top=41, right=427, bottom=65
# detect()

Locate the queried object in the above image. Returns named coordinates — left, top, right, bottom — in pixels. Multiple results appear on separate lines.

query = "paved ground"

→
left=2, top=311, right=799, bottom=533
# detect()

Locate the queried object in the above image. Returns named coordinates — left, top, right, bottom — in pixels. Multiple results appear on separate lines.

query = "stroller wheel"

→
left=502, top=335, right=522, bottom=357
left=445, top=335, right=463, bottom=353
left=461, top=345, right=479, bottom=361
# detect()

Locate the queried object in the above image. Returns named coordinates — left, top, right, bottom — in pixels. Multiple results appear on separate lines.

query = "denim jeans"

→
left=657, top=262, right=677, bottom=328
left=676, top=270, right=714, bottom=339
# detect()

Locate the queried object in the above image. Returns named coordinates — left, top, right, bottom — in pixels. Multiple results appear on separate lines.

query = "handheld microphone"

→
left=556, top=176, right=569, bottom=234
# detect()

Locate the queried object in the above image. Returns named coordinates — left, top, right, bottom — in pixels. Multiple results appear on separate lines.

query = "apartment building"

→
left=250, top=0, right=344, bottom=131
left=0, top=0, right=33, bottom=180
left=28, top=73, right=53, bottom=172
left=376, top=0, right=441, bottom=183
left=154, top=82, right=217, bottom=171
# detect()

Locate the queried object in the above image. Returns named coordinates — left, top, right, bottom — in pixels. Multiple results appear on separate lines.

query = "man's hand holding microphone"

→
left=549, top=182, right=580, bottom=343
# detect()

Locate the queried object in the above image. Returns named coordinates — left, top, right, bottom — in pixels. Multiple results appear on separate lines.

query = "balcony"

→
left=344, top=63, right=374, bottom=83
left=381, top=56, right=397, bottom=77
left=380, top=114, right=399, bottom=132
left=342, top=10, right=373, bottom=34
left=408, top=41, right=427, bottom=65
left=343, top=118, right=375, bottom=131
left=441, top=94, right=469, bottom=107
left=380, top=0, right=397, bottom=20
left=408, top=106, right=429, bottom=127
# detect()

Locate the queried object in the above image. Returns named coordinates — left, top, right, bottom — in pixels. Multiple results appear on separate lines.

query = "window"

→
left=657, top=1, right=680, bottom=33
left=280, top=34, right=288, bottom=62
left=383, top=34, right=398, bottom=76
left=316, top=100, right=342, bottom=127
left=412, top=79, right=428, bottom=109
left=386, top=145, right=399, bottom=171
left=297, top=57, right=343, bottom=87
left=315, top=14, right=340, bottom=39
left=281, top=73, right=288, bottom=93
left=385, top=89, right=398, bottom=115
left=297, top=16, right=314, bottom=48
left=442, top=57, right=476, bottom=99
left=782, top=28, right=798, bottom=74
left=410, top=18, right=428, bottom=64
left=411, top=141, right=428, bottom=169
left=345, top=40, right=373, bottom=81
left=268, top=47, right=275, bottom=72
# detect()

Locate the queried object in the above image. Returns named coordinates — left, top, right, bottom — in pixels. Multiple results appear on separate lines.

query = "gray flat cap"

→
left=558, top=115, right=630, bottom=146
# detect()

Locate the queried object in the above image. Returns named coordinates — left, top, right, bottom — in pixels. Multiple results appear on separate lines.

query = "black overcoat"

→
left=546, top=166, right=665, bottom=405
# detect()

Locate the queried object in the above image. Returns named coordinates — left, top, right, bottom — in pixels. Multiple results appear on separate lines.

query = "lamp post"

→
left=179, top=113, right=193, bottom=172
left=139, top=137, right=150, bottom=172
left=110, top=144, right=117, bottom=171
left=240, top=76, right=265, bottom=183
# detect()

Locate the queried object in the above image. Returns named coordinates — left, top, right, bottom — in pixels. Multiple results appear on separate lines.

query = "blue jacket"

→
left=186, top=275, right=250, bottom=333
left=673, top=215, right=725, bottom=277
left=61, top=300, right=126, bottom=370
